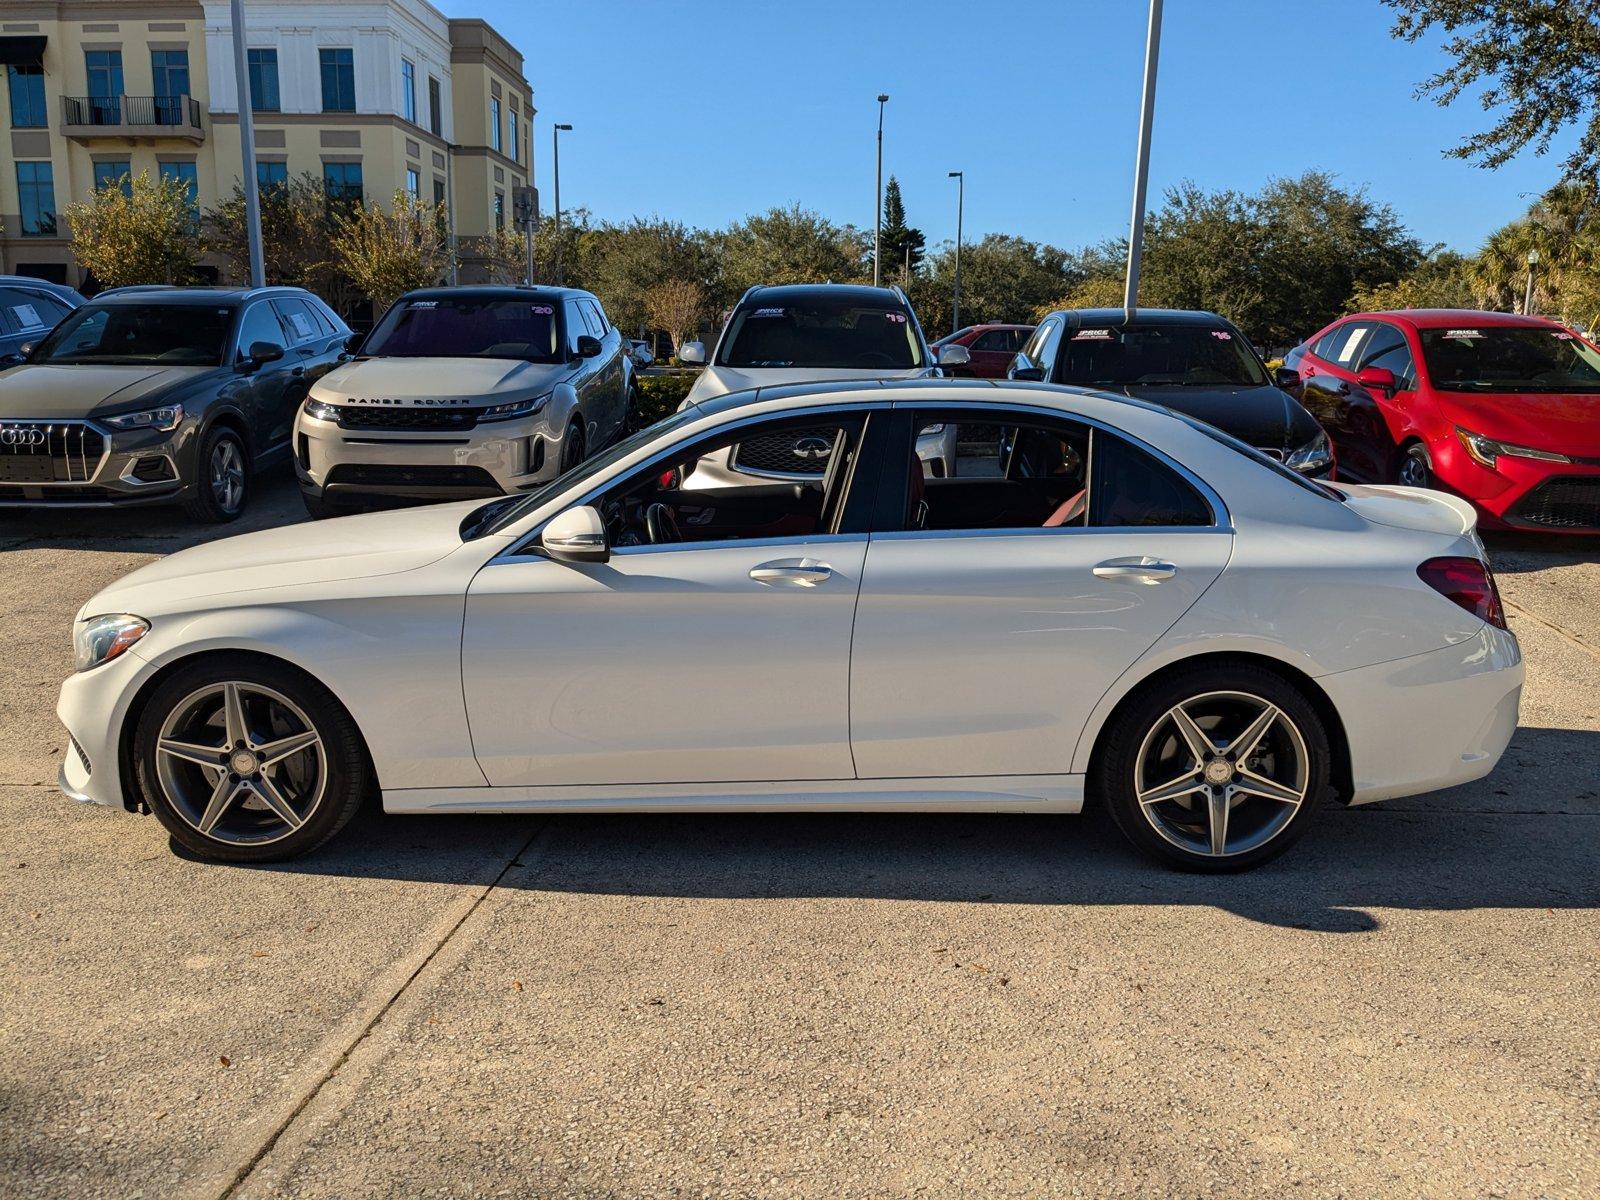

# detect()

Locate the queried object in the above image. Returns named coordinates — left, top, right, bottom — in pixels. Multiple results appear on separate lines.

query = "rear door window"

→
left=271, top=298, right=321, bottom=345
left=0, top=287, right=68, bottom=335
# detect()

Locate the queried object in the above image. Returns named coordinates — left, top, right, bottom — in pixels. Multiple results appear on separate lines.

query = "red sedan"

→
left=1285, top=309, right=1600, bottom=532
left=929, top=323, right=1034, bottom=378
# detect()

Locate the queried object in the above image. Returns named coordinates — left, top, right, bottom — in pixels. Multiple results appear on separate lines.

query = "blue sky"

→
left=466, top=0, right=1572, bottom=254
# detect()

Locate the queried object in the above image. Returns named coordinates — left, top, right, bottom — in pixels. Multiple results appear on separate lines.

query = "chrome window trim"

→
left=870, top=524, right=1235, bottom=543
left=612, top=532, right=867, bottom=558
left=0, top=418, right=114, bottom=485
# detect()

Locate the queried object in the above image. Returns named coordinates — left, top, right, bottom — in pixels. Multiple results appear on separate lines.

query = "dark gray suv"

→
left=0, top=286, right=350, bottom=521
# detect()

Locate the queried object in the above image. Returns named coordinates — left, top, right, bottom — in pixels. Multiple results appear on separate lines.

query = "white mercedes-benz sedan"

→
left=57, top=380, right=1522, bottom=871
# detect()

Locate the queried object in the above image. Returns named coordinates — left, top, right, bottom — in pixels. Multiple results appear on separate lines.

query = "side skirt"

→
left=382, top=774, right=1085, bottom=815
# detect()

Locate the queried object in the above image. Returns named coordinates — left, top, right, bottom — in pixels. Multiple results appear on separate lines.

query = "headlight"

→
left=478, top=392, right=552, bottom=423
left=1284, top=428, right=1333, bottom=474
left=303, top=398, right=342, bottom=422
left=73, top=614, right=148, bottom=672
left=1455, top=426, right=1570, bottom=469
left=104, top=404, right=183, bottom=432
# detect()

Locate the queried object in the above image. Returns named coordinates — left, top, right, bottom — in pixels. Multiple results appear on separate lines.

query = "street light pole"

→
left=228, top=0, right=264, bottom=287
left=1123, top=0, right=1164, bottom=312
left=1524, top=248, right=1540, bottom=315
left=873, top=94, right=888, bottom=288
left=445, top=144, right=458, bottom=286
left=948, top=170, right=964, bottom=335
left=553, top=123, right=572, bottom=287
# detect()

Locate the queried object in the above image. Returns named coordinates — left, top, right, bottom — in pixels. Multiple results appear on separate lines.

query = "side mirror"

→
left=540, top=504, right=609, bottom=564
left=677, top=340, right=706, bottom=365
left=1009, top=356, right=1045, bottom=383
left=344, top=332, right=364, bottom=354
left=937, top=343, right=971, bottom=367
left=1273, top=366, right=1301, bottom=390
left=574, top=334, right=602, bottom=359
left=250, top=340, right=285, bottom=364
left=1356, top=365, right=1398, bottom=395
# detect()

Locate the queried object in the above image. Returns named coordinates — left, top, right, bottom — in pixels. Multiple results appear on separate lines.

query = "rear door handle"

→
left=750, top=557, right=832, bottom=586
left=1093, top=556, right=1177, bottom=584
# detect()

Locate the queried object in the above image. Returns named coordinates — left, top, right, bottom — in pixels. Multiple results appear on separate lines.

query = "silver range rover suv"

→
left=295, top=286, right=633, bottom=516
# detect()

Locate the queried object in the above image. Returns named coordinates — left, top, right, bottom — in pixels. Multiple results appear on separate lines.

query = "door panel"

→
left=463, top=537, right=867, bottom=786
left=849, top=530, right=1231, bottom=778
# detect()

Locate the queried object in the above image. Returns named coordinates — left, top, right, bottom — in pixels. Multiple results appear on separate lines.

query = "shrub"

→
left=634, top=372, right=696, bottom=427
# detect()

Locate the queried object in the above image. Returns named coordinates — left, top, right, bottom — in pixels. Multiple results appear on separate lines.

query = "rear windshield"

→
left=363, top=296, right=563, bottom=361
left=1182, top=415, right=1342, bottom=501
left=719, top=296, right=923, bottom=369
left=1418, top=325, right=1600, bottom=393
left=30, top=303, right=236, bottom=366
left=1053, top=323, right=1268, bottom=388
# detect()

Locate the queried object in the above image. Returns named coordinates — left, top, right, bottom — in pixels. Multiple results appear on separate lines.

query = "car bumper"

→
left=295, top=412, right=569, bottom=501
left=56, top=646, right=156, bottom=811
left=1321, top=623, right=1522, bottom=805
left=0, top=420, right=192, bottom=508
left=1433, top=439, right=1600, bottom=533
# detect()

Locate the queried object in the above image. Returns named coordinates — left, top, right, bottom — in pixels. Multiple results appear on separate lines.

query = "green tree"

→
left=64, top=171, right=204, bottom=287
left=329, top=191, right=451, bottom=311
left=475, top=226, right=531, bottom=285
left=912, top=234, right=1087, bottom=334
left=207, top=172, right=354, bottom=312
left=642, top=278, right=709, bottom=356
left=1385, top=0, right=1600, bottom=180
left=532, top=207, right=591, bottom=290
left=1349, top=248, right=1479, bottom=312
left=715, top=204, right=869, bottom=299
left=879, top=176, right=925, bottom=284
left=582, top=217, right=720, bottom=333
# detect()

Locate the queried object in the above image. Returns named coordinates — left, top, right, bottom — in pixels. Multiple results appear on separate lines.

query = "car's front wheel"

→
left=1397, top=443, right=1434, bottom=488
left=560, top=420, right=586, bottom=472
left=1096, top=665, right=1329, bottom=872
left=132, top=655, right=370, bottom=862
left=183, top=426, right=249, bottom=523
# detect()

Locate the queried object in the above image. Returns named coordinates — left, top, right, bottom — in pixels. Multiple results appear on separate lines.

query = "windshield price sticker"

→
left=750, top=307, right=786, bottom=318
left=530, top=305, right=554, bottom=314
left=1211, top=330, right=1232, bottom=340
left=1553, top=331, right=1575, bottom=340
left=1073, top=329, right=1114, bottom=340
left=882, top=311, right=907, bottom=323
left=411, top=300, right=438, bottom=308
left=1444, top=328, right=1485, bottom=340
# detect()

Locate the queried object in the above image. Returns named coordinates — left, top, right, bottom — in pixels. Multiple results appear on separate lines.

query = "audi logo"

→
left=792, top=436, right=833, bottom=460
left=0, top=427, right=46, bottom=447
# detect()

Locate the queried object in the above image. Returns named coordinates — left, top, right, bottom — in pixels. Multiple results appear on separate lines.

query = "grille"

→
left=1509, top=476, right=1600, bottom=529
left=0, top=422, right=106, bottom=484
left=325, top=463, right=500, bottom=491
left=335, top=406, right=480, bottom=432
left=69, top=737, right=92, bottom=776
left=731, top=426, right=839, bottom=477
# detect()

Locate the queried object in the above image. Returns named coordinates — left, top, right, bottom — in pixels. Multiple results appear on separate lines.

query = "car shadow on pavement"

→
left=1483, top=531, right=1600, bottom=573
left=210, top=726, right=1600, bottom=933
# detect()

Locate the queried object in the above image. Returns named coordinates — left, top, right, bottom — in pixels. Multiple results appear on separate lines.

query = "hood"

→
left=686, top=364, right=931, bottom=402
left=0, top=363, right=211, bottom=419
left=82, top=500, right=487, bottom=618
left=1436, top=389, right=1600, bottom=459
left=311, top=357, right=575, bottom=406
left=1337, top=483, right=1478, bottom=538
left=1115, top=383, right=1303, bottom=451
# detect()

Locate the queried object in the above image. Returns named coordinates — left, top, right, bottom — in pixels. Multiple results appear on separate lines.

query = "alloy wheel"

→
left=154, top=681, right=327, bottom=846
left=210, top=439, right=245, bottom=514
left=1133, top=690, right=1310, bottom=858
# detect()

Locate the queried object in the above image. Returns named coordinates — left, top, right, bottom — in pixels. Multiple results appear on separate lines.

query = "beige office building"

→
left=0, top=0, right=535, bottom=289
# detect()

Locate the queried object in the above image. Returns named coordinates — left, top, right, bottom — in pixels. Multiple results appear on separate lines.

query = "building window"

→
left=7, top=64, right=47, bottom=129
left=493, top=190, right=504, bottom=231
left=405, top=167, right=420, bottom=199
left=427, top=76, right=442, bottom=136
left=257, top=160, right=288, bottom=192
left=84, top=50, right=124, bottom=124
left=508, top=109, right=518, bottom=163
left=93, top=161, right=132, bottom=195
left=247, top=49, right=280, bottom=113
left=323, top=161, right=363, bottom=206
left=490, top=97, right=502, bottom=153
left=401, top=58, right=416, bottom=124
left=159, top=160, right=199, bottom=220
left=319, top=48, right=355, bottom=113
left=17, top=162, right=57, bottom=235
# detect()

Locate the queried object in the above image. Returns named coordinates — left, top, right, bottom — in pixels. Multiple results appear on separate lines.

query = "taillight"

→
left=1417, top=556, right=1507, bottom=629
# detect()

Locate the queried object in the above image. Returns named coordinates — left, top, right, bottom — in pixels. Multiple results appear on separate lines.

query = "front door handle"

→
left=1093, top=556, right=1177, bottom=584
left=750, top=558, right=832, bottom=586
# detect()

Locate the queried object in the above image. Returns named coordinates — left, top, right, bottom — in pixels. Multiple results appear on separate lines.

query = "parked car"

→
left=295, top=286, right=633, bottom=517
left=60, top=379, right=1520, bottom=872
left=627, top=338, right=655, bottom=370
left=679, top=283, right=963, bottom=404
left=0, top=286, right=349, bottom=521
left=1010, top=309, right=1332, bottom=479
left=930, top=323, right=1034, bottom=378
left=1285, top=309, right=1600, bottom=532
left=0, top=275, right=84, bottom=366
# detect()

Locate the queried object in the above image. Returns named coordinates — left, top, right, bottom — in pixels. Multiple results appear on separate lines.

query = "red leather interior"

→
left=1043, top=489, right=1086, bottom=528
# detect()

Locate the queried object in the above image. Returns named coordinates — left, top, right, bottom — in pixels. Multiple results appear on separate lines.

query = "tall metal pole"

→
left=873, top=94, right=888, bottom=288
left=552, top=123, right=571, bottom=287
left=949, top=170, right=964, bottom=334
left=229, top=0, right=264, bottom=287
left=1524, top=248, right=1539, bottom=314
left=1122, top=0, right=1164, bottom=312
left=445, top=145, right=458, bottom=286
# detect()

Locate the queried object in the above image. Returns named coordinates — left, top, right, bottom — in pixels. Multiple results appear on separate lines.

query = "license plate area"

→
left=0, top=458, right=55, bottom=483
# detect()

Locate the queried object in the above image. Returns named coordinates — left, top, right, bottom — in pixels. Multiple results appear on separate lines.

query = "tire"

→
left=559, top=419, right=586, bottom=472
left=182, top=425, right=249, bottom=523
left=1094, top=664, right=1330, bottom=873
left=624, top=383, right=643, bottom=434
left=132, top=654, right=371, bottom=863
left=1396, top=442, right=1434, bottom=488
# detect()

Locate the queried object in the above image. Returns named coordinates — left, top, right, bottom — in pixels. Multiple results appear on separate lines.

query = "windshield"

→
left=1418, top=325, right=1600, bottom=393
left=1053, top=324, right=1269, bottom=388
left=719, top=297, right=923, bottom=369
left=363, top=296, right=563, bottom=361
left=30, top=303, right=236, bottom=366
left=467, top=403, right=707, bottom=539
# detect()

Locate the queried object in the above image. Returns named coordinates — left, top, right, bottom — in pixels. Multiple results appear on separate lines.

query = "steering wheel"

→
left=644, top=502, right=682, bottom=545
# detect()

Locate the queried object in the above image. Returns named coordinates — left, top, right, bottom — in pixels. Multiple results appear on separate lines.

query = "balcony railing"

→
left=61, top=95, right=204, bottom=140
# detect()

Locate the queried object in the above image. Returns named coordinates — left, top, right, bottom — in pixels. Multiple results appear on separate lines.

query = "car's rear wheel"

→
left=1397, top=442, right=1434, bottom=488
left=1096, top=666, right=1329, bottom=872
left=183, top=426, right=248, bottom=523
left=132, top=655, right=370, bottom=862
